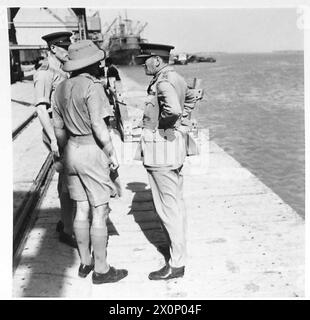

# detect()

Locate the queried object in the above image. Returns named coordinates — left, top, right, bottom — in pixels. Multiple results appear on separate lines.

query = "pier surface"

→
left=12, top=73, right=304, bottom=298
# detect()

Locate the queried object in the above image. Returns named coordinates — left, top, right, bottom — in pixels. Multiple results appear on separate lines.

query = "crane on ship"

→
left=101, top=18, right=117, bottom=49
left=137, top=22, right=148, bottom=36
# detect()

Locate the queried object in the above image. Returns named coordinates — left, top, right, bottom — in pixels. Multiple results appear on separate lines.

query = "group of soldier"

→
left=34, top=31, right=197, bottom=285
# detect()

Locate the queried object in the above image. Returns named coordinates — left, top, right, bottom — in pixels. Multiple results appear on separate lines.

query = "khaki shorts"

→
left=64, top=136, right=115, bottom=207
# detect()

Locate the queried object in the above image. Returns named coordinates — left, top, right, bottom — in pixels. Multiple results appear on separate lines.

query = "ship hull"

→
left=109, top=48, right=142, bottom=65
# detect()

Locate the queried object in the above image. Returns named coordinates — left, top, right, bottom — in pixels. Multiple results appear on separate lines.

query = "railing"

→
left=12, top=111, right=37, bottom=140
left=13, top=153, right=54, bottom=267
left=12, top=101, right=54, bottom=269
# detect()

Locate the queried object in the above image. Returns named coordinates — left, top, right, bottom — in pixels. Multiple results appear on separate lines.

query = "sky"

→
left=98, top=8, right=304, bottom=53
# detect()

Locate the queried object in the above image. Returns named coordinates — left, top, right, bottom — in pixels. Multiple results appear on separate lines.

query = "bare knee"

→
left=75, top=201, right=90, bottom=221
left=92, top=203, right=110, bottom=226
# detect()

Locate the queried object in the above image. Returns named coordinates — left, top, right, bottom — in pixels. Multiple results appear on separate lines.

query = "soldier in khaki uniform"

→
left=53, top=40, right=128, bottom=284
left=33, top=32, right=76, bottom=247
left=137, top=43, right=196, bottom=280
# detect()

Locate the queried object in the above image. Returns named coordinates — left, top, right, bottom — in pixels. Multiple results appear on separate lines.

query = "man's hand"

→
left=51, top=139, right=60, bottom=158
left=53, top=159, right=64, bottom=173
left=109, top=154, right=119, bottom=171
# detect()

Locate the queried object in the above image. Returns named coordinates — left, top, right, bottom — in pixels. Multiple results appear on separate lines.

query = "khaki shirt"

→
left=145, top=65, right=196, bottom=130
left=33, top=54, right=69, bottom=116
left=53, top=73, right=111, bottom=137
left=142, top=65, right=196, bottom=170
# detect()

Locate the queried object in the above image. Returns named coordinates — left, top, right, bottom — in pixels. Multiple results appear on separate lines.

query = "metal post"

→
left=71, top=8, right=88, bottom=40
left=8, top=8, right=24, bottom=83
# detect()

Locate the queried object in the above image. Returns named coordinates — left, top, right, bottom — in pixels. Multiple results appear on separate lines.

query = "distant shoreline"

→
left=182, top=50, right=303, bottom=56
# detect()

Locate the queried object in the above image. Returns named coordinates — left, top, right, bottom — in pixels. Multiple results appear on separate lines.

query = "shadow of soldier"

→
left=125, top=182, right=170, bottom=263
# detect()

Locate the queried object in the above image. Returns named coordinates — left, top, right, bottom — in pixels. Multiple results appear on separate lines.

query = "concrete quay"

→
left=12, top=81, right=49, bottom=220
left=12, top=73, right=304, bottom=298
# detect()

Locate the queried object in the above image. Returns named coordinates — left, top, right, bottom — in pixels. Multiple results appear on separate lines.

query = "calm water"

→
left=120, top=52, right=305, bottom=217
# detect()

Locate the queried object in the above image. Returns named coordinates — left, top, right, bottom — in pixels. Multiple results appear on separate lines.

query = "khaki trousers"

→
left=147, top=167, right=187, bottom=268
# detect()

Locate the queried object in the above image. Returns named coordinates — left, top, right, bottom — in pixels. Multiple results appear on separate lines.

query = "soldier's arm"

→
left=87, top=83, right=119, bottom=169
left=53, top=98, right=67, bottom=152
left=183, top=86, right=197, bottom=120
left=157, top=80, right=182, bottom=129
left=34, top=70, right=58, bottom=153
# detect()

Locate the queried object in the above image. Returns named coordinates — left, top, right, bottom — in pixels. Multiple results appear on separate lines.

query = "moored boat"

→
left=107, top=15, right=148, bottom=65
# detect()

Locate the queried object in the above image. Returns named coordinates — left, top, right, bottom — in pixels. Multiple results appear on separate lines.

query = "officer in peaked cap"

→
left=136, top=43, right=175, bottom=95
left=33, top=31, right=76, bottom=248
left=136, top=43, right=174, bottom=65
left=41, top=31, right=72, bottom=48
left=137, top=43, right=197, bottom=281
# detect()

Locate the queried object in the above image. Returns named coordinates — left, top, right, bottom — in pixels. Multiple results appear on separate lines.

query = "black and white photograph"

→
left=0, top=0, right=308, bottom=300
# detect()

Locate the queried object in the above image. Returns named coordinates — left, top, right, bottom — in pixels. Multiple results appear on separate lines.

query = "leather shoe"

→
left=92, top=266, right=128, bottom=284
left=78, top=263, right=94, bottom=278
left=59, top=231, right=78, bottom=248
left=148, top=264, right=185, bottom=281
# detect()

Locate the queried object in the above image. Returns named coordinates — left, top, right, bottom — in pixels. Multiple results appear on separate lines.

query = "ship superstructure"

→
left=103, top=15, right=148, bottom=65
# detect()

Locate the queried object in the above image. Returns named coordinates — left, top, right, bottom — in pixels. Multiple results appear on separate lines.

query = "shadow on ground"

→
left=126, top=182, right=170, bottom=263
